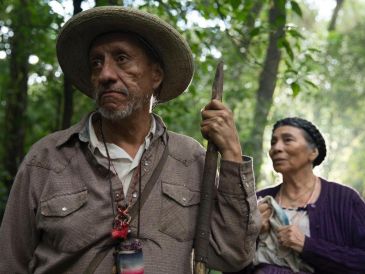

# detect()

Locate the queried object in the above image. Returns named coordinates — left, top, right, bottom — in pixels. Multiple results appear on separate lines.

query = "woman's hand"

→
left=258, top=201, right=272, bottom=234
left=277, top=225, right=305, bottom=253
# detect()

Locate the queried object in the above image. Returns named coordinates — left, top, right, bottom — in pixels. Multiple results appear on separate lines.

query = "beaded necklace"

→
left=99, top=118, right=142, bottom=240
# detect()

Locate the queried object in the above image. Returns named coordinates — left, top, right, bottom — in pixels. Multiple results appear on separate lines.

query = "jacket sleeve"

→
left=206, top=156, right=261, bottom=272
left=300, top=193, right=365, bottom=273
left=0, top=161, right=40, bottom=273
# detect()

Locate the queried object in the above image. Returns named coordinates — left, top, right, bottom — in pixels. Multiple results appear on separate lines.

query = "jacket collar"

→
left=55, top=111, right=168, bottom=148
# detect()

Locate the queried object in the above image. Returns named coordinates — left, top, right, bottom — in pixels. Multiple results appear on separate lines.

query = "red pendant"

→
left=112, top=223, right=129, bottom=240
left=112, top=205, right=131, bottom=240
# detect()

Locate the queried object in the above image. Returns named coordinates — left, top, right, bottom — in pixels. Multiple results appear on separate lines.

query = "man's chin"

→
left=97, top=107, right=132, bottom=121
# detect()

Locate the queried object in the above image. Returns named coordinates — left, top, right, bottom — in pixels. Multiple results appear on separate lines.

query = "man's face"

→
left=89, top=32, right=163, bottom=120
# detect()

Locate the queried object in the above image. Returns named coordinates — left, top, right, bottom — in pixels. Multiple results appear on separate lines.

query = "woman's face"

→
left=269, top=125, right=318, bottom=174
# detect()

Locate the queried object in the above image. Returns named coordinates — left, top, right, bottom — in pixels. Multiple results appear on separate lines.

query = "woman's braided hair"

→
left=272, top=117, right=327, bottom=167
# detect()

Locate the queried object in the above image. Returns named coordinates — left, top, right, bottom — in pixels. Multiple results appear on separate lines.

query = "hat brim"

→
left=56, top=6, right=194, bottom=103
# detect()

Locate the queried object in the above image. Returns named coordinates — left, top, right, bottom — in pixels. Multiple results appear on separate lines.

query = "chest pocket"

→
left=39, top=189, right=96, bottom=253
left=159, top=181, right=200, bottom=242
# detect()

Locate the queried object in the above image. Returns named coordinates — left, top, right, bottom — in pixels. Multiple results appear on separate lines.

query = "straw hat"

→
left=56, top=6, right=194, bottom=103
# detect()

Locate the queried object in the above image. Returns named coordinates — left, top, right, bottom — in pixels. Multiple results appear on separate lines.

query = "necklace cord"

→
left=278, top=177, right=318, bottom=225
left=99, top=118, right=115, bottom=216
left=99, top=118, right=142, bottom=238
left=279, top=176, right=318, bottom=209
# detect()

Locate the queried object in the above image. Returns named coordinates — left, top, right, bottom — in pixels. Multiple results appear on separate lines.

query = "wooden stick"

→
left=194, top=61, right=224, bottom=274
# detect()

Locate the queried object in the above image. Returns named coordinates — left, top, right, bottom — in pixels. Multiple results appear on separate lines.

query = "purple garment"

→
left=255, top=178, right=365, bottom=274
left=252, top=263, right=311, bottom=274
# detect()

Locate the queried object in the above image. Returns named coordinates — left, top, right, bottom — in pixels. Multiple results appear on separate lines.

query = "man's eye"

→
left=90, top=59, right=102, bottom=69
left=116, top=54, right=127, bottom=63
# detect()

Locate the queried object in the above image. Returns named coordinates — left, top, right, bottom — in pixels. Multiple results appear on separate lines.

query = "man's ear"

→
left=152, top=63, right=164, bottom=90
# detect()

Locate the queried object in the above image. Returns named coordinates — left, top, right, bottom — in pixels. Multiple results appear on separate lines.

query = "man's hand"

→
left=201, top=99, right=242, bottom=163
left=277, top=225, right=306, bottom=253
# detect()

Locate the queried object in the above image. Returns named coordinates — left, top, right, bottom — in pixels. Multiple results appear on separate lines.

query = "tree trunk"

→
left=246, top=0, right=286, bottom=181
left=61, top=0, right=83, bottom=129
left=2, top=2, right=31, bottom=193
left=328, top=0, right=344, bottom=31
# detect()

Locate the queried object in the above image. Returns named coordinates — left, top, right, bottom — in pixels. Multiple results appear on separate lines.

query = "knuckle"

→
left=221, top=111, right=230, bottom=120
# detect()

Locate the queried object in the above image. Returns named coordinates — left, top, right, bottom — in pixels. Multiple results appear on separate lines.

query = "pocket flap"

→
left=161, top=181, right=200, bottom=206
left=41, top=190, right=88, bottom=217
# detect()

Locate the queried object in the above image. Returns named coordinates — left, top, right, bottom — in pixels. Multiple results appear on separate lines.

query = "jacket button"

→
left=115, top=193, right=122, bottom=201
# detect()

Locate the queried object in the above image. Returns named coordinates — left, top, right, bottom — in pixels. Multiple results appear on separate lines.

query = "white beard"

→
left=97, top=98, right=141, bottom=120
left=95, top=88, right=152, bottom=121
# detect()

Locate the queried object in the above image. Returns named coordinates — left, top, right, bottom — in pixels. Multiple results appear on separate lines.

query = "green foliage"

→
left=289, top=0, right=302, bottom=17
left=290, top=81, right=300, bottom=97
left=262, top=1, right=365, bottom=194
left=0, top=0, right=63, bottom=152
left=0, top=0, right=63, bottom=210
left=279, top=37, right=294, bottom=60
left=1, top=0, right=365, bottom=216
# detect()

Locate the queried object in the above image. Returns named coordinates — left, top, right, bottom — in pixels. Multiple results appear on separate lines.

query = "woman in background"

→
left=241, top=117, right=365, bottom=274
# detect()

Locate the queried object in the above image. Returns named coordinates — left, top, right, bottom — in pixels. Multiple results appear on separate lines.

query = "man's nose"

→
left=98, top=59, right=118, bottom=85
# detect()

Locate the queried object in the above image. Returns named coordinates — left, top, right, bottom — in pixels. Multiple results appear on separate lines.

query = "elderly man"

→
left=0, top=6, right=260, bottom=274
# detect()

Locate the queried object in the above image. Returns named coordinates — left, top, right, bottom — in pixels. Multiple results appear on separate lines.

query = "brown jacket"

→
left=0, top=114, right=260, bottom=274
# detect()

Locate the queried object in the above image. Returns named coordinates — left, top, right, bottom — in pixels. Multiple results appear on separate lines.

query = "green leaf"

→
left=285, top=68, right=298, bottom=75
left=307, top=47, right=322, bottom=53
left=290, top=1, right=302, bottom=17
left=279, top=38, right=294, bottom=61
left=304, top=79, right=318, bottom=89
left=230, top=0, right=241, bottom=10
left=249, top=26, right=261, bottom=38
left=285, top=59, right=293, bottom=68
left=291, top=82, right=300, bottom=97
left=287, top=28, right=304, bottom=39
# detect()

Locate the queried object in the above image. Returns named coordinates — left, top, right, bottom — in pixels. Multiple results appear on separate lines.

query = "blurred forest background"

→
left=1, top=0, right=365, bottom=220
